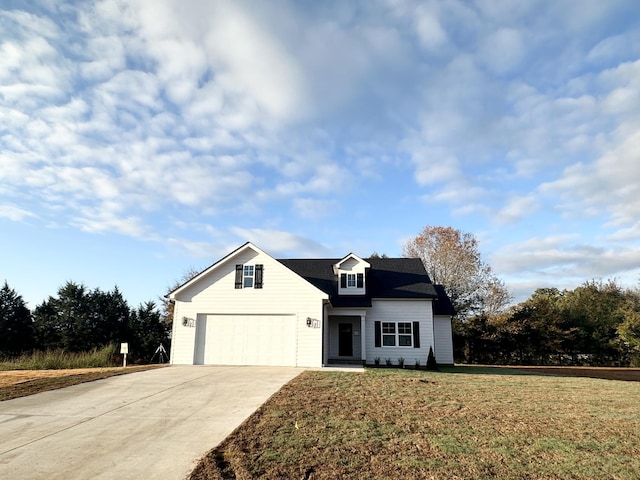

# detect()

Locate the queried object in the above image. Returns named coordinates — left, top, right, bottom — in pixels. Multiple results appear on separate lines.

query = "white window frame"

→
left=346, top=273, right=357, bottom=288
left=243, top=265, right=254, bottom=288
left=382, top=321, right=413, bottom=348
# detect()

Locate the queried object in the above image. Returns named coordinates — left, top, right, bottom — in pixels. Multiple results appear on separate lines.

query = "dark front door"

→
left=338, top=323, right=353, bottom=356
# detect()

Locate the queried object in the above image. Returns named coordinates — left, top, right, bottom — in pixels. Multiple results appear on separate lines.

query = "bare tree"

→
left=403, top=226, right=511, bottom=319
left=161, top=267, right=201, bottom=325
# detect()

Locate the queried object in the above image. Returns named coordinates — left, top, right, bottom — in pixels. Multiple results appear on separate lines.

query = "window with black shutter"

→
left=235, top=264, right=263, bottom=289
left=235, top=264, right=243, bottom=289
left=255, top=264, right=263, bottom=289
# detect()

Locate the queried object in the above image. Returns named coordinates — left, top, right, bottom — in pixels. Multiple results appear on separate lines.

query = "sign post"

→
left=120, top=342, right=129, bottom=367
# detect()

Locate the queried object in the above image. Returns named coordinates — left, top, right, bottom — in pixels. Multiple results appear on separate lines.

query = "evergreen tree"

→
left=128, top=302, right=171, bottom=363
left=0, top=281, right=34, bottom=355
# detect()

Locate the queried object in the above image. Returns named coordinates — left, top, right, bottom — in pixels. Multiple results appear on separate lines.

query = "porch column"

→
left=360, top=315, right=366, bottom=364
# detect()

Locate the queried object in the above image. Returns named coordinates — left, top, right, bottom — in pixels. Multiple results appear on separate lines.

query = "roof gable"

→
left=168, top=242, right=260, bottom=299
left=333, top=253, right=370, bottom=274
left=168, top=242, right=325, bottom=300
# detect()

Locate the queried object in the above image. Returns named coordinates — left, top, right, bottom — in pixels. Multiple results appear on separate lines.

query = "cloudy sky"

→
left=2, top=0, right=639, bottom=308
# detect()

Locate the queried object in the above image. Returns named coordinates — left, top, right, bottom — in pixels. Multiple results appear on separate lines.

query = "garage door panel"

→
left=197, top=314, right=296, bottom=366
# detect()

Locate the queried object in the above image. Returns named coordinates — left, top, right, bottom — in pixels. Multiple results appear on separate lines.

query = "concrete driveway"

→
left=0, top=365, right=301, bottom=479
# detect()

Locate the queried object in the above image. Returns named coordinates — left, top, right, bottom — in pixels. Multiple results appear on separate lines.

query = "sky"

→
left=1, top=0, right=640, bottom=310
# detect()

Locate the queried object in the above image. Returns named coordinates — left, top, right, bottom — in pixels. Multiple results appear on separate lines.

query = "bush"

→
left=397, top=357, right=405, bottom=368
left=426, top=346, right=438, bottom=371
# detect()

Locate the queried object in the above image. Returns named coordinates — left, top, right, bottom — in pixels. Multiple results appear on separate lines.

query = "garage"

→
left=193, top=314, right=297, bottom=366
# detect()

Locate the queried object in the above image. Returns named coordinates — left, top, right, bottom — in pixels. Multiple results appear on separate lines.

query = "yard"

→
left=190, top=366, right=640, bottom=480
left=0, top=365, right=165, bottom=401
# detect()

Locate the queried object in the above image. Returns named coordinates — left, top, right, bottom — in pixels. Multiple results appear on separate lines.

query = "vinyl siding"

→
left=170, top=248, right=327, bottom=367
left=365, top=299, right=434, bottom=366
left=433, top=315, right=454, bottom=365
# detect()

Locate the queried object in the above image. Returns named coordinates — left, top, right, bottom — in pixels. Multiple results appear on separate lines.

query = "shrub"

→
left=374, top=357, right=380, bottom=366
left=385, top=358, right=393, bottom=367
left=397, top=357, right=405, bottom=368
left=426, top=346, right=438, bottom=371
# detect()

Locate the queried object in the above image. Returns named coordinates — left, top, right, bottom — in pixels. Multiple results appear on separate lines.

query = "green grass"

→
left=0, top=344, right=119, bottom=370
left=190, top=367, right=640, bottom=480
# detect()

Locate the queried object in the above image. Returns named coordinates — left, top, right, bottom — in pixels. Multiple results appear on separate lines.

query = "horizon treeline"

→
left=454, top=279, right=640, bottom=367
left=0, top=280, right=170, bottom=363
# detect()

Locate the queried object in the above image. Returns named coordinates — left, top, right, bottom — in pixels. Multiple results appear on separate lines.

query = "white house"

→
left=168, top=242, right=455, bottom=367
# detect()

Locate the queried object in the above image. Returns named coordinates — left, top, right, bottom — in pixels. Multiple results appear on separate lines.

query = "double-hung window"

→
left=377, top=321, right=418, bottom=348
left=398, top=322, right=412, bottom=346
left=382, top=322, right=396, bottom=346
left=243, top=265, right=254, bottom=288
left=340, top=273, right=364, bottom=289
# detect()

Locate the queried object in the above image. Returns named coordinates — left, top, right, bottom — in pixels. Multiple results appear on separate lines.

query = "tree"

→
left=0, top=281, right=35, bottom=355
left=161, top=267, right=201, bottom=326
left=33, top=282, right=130, bottom=352
left=128, top=302, right=171, bottom=363
left=403, top=226, right=511, bottom=319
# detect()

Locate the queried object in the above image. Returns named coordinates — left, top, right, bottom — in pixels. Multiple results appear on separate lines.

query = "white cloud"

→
left=0, top=205, right=36, bottom=222
left=229, top=228, right=331, bottom=258
left=496, top=195, right=539, bottom=225
left=414, top=4, right=448, bottom=51
left=293, top=198, right=339, bottom=219
left=541, top=126, right=640, bottom=228
left=478, top=28, right=524, bottom=74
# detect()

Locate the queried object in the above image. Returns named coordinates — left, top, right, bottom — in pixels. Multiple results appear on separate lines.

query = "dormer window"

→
left=335, top=254, right=369, bottom=295
left=341, top=273, right=364, bottom=289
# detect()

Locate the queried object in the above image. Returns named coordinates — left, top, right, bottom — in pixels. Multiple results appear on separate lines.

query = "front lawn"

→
left=190, top=367, right=640, bottom=479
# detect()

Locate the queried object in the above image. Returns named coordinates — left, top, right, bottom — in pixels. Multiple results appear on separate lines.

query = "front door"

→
left=338, top=323, right=353, bottom=356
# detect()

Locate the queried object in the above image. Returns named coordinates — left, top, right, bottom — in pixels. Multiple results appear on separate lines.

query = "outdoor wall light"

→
left=306, top=317, right=312, bottom=327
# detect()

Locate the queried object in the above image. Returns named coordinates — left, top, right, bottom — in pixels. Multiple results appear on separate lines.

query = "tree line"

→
left=405, top=226, right=640, bottom=367
left=454, top=280, right=640, bottom=366
left=0, top=281, right=171, bottom=363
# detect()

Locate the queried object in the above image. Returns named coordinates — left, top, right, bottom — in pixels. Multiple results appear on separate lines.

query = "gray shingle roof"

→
left=433, top=284, right=456, bottom=316
left=277, top=257, right=441, bottom=308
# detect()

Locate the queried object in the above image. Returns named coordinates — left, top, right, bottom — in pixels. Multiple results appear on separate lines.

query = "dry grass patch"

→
left=0, top=365, right=166, bottom=401
left=190, top=367, right=640, bottom=480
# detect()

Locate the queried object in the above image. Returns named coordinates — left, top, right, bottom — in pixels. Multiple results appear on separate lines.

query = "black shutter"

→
left=255, top=264, right=263, bottom=289
left=235, top=264, right=243, bottom=289
left=375, top=321, right=381, bottom=347
left=357, top=273, right=364, bottom=288
left=340, top=273, right=347, bottom=288
left=413, top=321, right=420, bottom=348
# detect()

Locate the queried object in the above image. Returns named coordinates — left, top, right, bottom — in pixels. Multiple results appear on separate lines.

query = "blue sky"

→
left=1, top=0, right=640, bottom=309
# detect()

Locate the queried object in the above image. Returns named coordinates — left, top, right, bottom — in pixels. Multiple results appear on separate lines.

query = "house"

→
left=168, top=242, right=455, bottom=367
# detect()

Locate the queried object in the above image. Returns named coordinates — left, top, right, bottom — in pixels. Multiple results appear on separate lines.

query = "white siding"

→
left=365, top=299, right=434, bottom=366
left=434, top=316, right=454, bottom=365
left=170, top=247, right=327, bottom=367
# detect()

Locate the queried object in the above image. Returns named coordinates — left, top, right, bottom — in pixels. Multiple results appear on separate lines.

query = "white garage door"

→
left=194, top=314, right=297, bottom=366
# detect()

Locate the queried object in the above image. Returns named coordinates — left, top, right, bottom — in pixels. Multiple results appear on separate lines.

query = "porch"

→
left=324, top=313, right=367, bottom=366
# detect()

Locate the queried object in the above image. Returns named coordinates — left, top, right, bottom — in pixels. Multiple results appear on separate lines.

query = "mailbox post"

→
left=120, top=342, right=129, bottom=367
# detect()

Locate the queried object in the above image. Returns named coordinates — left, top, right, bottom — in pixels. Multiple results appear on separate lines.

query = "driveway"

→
left=0, top=366, right=301, bottom=479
